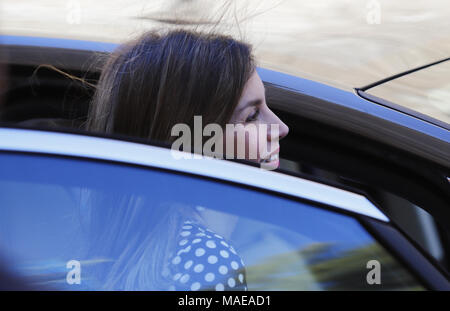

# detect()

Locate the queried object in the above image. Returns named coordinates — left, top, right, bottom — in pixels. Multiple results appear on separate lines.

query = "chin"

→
left=259, top=159, right=279, bottom=171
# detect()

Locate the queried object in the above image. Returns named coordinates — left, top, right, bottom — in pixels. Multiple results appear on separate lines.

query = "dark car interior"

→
left=0, top=43, right=449, bottom=281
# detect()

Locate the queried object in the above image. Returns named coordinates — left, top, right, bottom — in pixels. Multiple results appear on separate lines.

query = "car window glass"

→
left=0, top=152, right=425, bottom=290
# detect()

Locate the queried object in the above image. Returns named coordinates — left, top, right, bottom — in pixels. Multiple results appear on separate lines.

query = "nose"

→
left=267, top=110, right=289, bottom=142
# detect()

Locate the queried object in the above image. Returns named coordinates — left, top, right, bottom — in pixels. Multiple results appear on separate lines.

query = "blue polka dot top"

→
left=165, top=221, right=247, bottom=291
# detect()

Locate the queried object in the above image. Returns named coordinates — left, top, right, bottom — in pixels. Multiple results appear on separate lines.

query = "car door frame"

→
left=0, top=127, right=448, bottom=290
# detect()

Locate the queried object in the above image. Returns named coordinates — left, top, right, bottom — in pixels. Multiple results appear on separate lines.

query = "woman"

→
left=85, top=29, right=289, bottom=291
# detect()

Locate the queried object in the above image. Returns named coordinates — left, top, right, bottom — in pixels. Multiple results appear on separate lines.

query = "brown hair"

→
left=81, top=29, right=255, bottom=290
left=87, top=29, right=255, bottom=144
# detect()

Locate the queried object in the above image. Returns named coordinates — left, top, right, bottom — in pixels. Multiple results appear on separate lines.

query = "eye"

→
left=245, top=108, right=260, bottom=122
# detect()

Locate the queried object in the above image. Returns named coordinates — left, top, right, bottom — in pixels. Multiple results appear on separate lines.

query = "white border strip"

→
left=0, top=128, right=389, bottom=222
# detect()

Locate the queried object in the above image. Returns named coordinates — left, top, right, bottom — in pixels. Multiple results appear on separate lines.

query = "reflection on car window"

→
left=0, top=152, right=424, bottom=290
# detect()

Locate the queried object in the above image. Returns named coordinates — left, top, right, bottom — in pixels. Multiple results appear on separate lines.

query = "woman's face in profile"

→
left=227, top=71, right=289, bottom=169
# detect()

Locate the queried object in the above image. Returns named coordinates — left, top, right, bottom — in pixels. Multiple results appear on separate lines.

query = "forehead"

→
left=235, top=71, right=265, bottom=112
left=238, top=71, right=265, bottom=105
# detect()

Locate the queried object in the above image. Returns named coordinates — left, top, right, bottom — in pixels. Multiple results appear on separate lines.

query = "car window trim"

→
left=356, top=89, right=450, bottom=131
left=0, top=127, right=389, bottom=222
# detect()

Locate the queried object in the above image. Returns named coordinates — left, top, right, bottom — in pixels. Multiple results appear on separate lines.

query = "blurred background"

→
left=0, top=0, right=448, bottom=290
left=1, top=0, right=449, bottom=122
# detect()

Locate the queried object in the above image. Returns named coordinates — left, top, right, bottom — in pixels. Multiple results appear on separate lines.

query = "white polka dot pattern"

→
left=184, top=260, right=193, bottom=270
left=219, top=265, right=228, bottom=275
left=205, top=273, right=215, bottom=282
left=195, top=248, right=206, bottom=257
left=194, top=264, right=204, bottom=273
left=191, top=282, right=201, bottom=291
left=166, top=221, right=247, bottom=291
left=231, top=261, right=239, bottom=270
left=206, top=240, right=216, bottom=248
left=180, top=274, right=190, bottom=284
left=173, top=273, right=181, bottom=281
left=171, top=256, right=181, bottom=265
left=220, top=250, right=229, bottom=258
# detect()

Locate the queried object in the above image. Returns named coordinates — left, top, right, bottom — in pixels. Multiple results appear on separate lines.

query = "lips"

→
left=259, top=147, right=280, bottom=164
left=260, top=153, right=279, bottom=163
